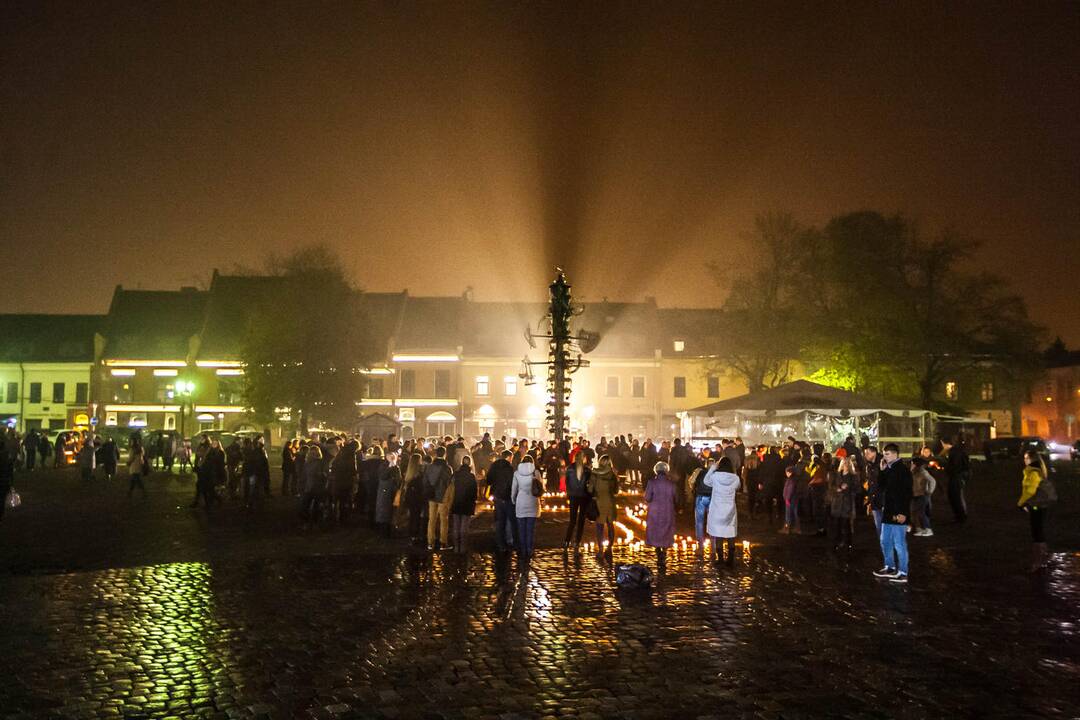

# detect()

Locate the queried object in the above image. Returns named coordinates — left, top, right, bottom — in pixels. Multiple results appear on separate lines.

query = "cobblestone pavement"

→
left=2, top=465, right=1079, bottom=719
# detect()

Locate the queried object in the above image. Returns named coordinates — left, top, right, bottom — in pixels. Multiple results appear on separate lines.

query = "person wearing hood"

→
left=450, top=456, right=478, bottom=552
left=425, top=446, right=454, bottom=550
left=704, top=456, right=740, bottom=565
left=645, top=461, right=676, bottom=568
left=374, top=451, right=402, bottom=537
left=586, top=454, right=619, bottom=557
left=510, top=454, right=541, bottom=559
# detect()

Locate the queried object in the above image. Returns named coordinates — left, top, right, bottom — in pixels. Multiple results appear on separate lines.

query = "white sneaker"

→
left=890, top=573, right=909, bottom=584
left=922, top=528, right=934, bottom=536
left=873, top=567, right=898, bottom=578
left=913, top=529, right=927, bottom=537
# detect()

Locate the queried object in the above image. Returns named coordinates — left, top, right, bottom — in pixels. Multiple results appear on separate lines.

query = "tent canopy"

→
left=687, top=379, right=927, bottom=418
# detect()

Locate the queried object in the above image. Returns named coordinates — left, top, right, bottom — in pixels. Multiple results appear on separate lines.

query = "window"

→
left=673, top=340, right=685, bottom=352
left=504, top=377, right=518, bottom=396
left=52, top=382, right=65, bottom=403
left=707, top=375, right=720, bottom=398
left=48, top=418, right=66, bottom=430
left=368, top=377, right=385, bottom=398
left=218, top=377, right=244, bottom=405
left=5, top=382, right=16, bottom=404
left=980, top=382, right=995, bottom=402
left=475, top=376, right=489, bottom=396
left=400, top=369, right=416, bottom=397
left=113, top=382, right=133, bottom=403
left=155, top=380, right=175, bottom=402
left=632, top=376, right=645, bottom=398
left=434, top=369, right=451, bottom=398
left=29, top=382, right=42, bottom=404
left=75, top=383, right=89, bottom=404
left=605, top=376, right=620, bottom=397
left=105, top=412, right=118, bottom=427
left=945, top=381, right=958, bottom=401
left=674, top=376, right=687, bottom=398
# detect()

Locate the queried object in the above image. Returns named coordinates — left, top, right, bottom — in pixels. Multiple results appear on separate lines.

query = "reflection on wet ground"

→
left=2, top=542, right=1079, bottom=719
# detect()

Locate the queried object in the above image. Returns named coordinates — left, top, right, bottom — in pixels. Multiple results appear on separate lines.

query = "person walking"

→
left=873, top=444, right=912, bottom=584
left=510, top=454, right=541, bottom=560
left=563, top=452, right=591, bottom=550
left=704, top=456, right=740, bottom=565
left=127, top=441, right=147, bottom=498
left=586, top=454, right=619, bottom=557
left=374, top=451, right=403, bottom=538
left=1018, top=449, right=1056, bottom=572
left=645, top=461, right=676, bottom=569
left=449, top=456, right=478, bottom=552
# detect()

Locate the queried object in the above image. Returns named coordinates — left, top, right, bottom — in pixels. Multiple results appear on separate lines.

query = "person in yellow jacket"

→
left=1018, top=450, right=1056, bottom=572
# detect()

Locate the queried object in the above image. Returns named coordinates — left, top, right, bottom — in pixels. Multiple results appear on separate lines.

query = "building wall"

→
left=0, top=362, right=93, bottom=432
left=1021, top=365, right=1080, bottom=440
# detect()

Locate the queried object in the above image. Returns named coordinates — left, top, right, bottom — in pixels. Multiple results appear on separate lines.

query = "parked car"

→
left=983, top=436, right=1054, bottom=472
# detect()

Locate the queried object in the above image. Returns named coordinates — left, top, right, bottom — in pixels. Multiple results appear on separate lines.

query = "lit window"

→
left=980, top=382, right=995, bottom=402
left=476, top=376, right=489, bottom=396
left=673, top=340, right=685, bottom=352
left=504, top=377, right=517, bottom=396
left=606, top=376, right=620, bottom=397
left=945, top=381, right=958, bottom=401
left=674, top=376, right=687, bottom=398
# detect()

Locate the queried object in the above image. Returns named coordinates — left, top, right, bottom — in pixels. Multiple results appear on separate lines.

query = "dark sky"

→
left=3, top=2, right=1079, bottom=343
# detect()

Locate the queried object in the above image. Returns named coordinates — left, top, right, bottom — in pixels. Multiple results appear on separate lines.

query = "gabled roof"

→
left=0, top=314, right=102, bottom=363
left=196, top=273, right=283, bottom=359
left=395, top=295, right=464, bottom=353
left=576, top=300, right=659, bottom=358
left=688, top=379, right=922, bottom=414
left=357, top=291, right=408, bottom=361
left=462, top=301, right=547, bottom=357
left=656, top=308, right=726, bottom=357
left=101, top=288, right=208, bottom=360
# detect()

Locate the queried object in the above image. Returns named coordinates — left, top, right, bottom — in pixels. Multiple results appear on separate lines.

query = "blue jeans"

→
left=872, top=508, right=883, bottom=536
left=880, top=523, right=909, bottom=575
left=494, top=498, right=518, bottom=550
left=694, top=495, right=711, bottom=542
left=517, top=516, right=537, bottom=555
left=785, top=498, right=799, bottom=526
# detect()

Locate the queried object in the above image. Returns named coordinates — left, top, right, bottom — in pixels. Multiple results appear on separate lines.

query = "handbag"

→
left=6, top=487, right=21, bottom=509
left=531, top=475, right=544, bottom=498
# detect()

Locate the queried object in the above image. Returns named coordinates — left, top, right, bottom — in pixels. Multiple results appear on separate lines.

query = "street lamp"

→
left=177, top=380, right=195, bottom=440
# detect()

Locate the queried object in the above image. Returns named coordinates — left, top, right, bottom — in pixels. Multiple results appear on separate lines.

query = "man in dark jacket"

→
left=940, top=437, right=969, bottom=522
left=487, top=449, right=517, bottom=551
left=873, top=443, right=913, bottom=583
left=449, top=457, right=478, bottom=552
left=193, top=439, right=225, bottom=510
left=424, top=447, right=453, bottom=550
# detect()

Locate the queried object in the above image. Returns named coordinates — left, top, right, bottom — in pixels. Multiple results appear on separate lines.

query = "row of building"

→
left=1, top=270, right=1074, bottom=443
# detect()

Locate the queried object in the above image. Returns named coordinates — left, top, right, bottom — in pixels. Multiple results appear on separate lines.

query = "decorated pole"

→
left=547, top=271, right=573, bottom=440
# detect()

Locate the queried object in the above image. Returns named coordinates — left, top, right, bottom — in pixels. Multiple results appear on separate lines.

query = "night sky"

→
left=3, top=2, right=1079, bottom=343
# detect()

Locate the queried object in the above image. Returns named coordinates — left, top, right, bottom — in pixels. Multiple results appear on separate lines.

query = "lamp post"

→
left=177, top=380, right=195, bottom=440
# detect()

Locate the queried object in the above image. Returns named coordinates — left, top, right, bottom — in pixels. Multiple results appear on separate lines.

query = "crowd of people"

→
left=1, top=426, right=1059, bottom=576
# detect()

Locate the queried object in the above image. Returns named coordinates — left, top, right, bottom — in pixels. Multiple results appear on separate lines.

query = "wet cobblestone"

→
left=2, top=467, right=1079, bottom=718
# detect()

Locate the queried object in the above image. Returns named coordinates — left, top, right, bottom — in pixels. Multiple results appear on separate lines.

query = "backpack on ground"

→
left=615, top=563, right=654, bottom=589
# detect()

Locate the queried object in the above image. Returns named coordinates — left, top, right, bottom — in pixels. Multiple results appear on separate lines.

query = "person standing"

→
left=829, top=454, right=859, bottom=549
left=563, top=452, right=591, bottom=550
left=510, top=454, right=541, bottom=560
left=1018, top=449, right=1056, bottom=572
left=941, top=437, right=970, bottom=522
left=873, top=444, right=912, bottom=584
left=863, top=446, right=883, bottom=535
left=424, top=446, right=453, bottom=550
left=329, top=440, right=358, bottom=522
left=704, top=456, right=740, bottom=565
left=808, top=453, right=831, bottom=536
left=22, top=430, right=37, bottom=472
left=910, top=457, right=934, bottom=536
left=586, top=455, right=619, bottom=557
left=487, top=449, right=517, bottom=552
left=375, top=451, right=403, bottom=538
left=299, top=444, right=327, bottom=525
left=77, top=439, right=97, bottom=482
left=449, top=456, right=478, bottom=551
left=193, top=438, right=225, bottom=510
left=645, top=461, right=676, bottom=569
left=281, top=440, right=296, bottom=498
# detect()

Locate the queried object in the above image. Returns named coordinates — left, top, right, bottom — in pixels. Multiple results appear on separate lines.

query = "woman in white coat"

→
left=704, top=456, right=740, bottom=565
left=510, top=455, right=541, bottom=559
